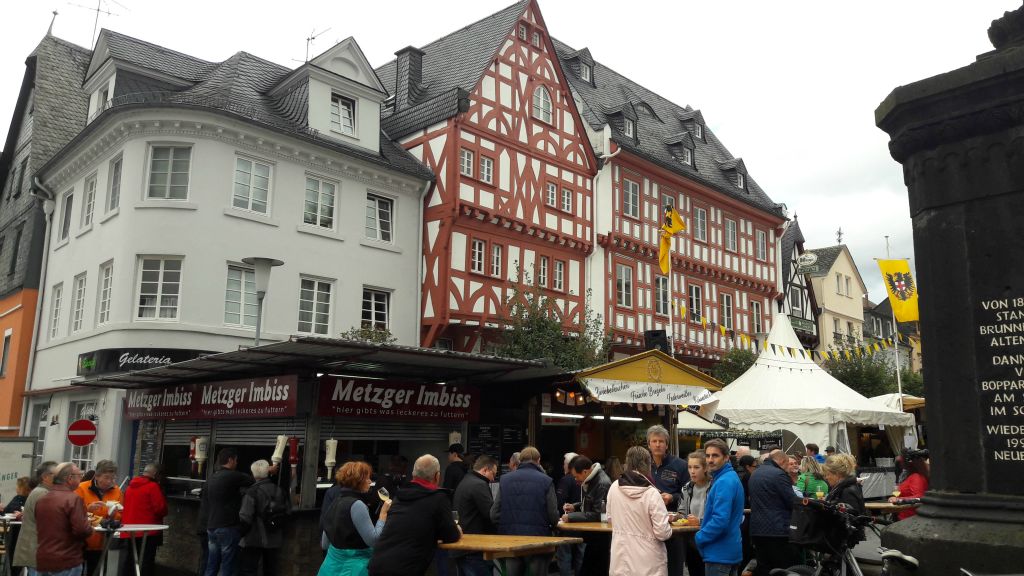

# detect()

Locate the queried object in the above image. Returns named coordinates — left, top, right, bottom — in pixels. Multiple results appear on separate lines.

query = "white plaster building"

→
left=23, top=31, right=433, bottom=467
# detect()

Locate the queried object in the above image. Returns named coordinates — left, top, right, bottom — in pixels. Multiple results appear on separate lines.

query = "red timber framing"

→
left=399, top=0, right=597, bottom=352
left=599, top=145, right=785, bottom=365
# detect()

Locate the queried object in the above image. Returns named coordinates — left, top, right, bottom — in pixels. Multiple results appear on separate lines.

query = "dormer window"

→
left=330, top=94, right=356, bottom=136
left=581, top=63, right=592, bottom=82
left=518, top=24, right=528, bottom=41
left=694, top=124, right=703, bottom=139
left=680, top=147, right=692, bottom=165
left=624, top=118, right=635, bottom=138
left=532, top=31, right=541, bottom=48
left=736, top=172, right=745, bottom=189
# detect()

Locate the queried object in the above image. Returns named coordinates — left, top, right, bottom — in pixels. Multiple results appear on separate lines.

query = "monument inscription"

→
left=977, top=294, right=1024, bottom=494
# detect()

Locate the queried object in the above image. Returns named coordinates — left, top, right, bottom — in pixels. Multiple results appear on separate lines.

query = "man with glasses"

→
left=36, top=463, right=94, bottom=576
left=13, top=461, right=57, bottom=576
left=75, top=459, right=124, bottom=575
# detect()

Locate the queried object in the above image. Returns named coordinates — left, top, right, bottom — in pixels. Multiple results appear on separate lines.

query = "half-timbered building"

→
left=553, top=41, right=788, bottom=365
left=780, top=217, right=820, bottom=349
left=376, top=0, right=598, bottom=351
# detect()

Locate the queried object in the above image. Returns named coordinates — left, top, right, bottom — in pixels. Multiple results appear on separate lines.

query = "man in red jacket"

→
left=35, top=462, right=93, bottom=576
left=119, top=463, right=168, bottom=576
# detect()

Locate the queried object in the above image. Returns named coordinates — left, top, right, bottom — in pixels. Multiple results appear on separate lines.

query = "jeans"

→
left=456, top=553, right=494, bottom=576
left=205, top=527, right=242, bottom=576
left=555, top=542, right=584, bottom=576
left=39, top=567, right=84, bottom=576
left=705, top=563, right=739, bottom=576
left=501, top=555, right=550, bottom=576
left=238, top=546, right=279, bottom=576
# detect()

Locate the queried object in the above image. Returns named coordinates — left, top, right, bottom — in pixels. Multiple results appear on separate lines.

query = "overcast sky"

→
left=2, top=0, right=1016, bottom=302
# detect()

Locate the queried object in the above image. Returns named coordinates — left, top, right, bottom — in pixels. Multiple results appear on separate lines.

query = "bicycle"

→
left=769, top=498, right=919, bottom=576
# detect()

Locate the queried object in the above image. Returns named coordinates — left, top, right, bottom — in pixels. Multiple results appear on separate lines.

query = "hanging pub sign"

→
left=78, top=348, right=216, bottom=377
left=316, top=376, right=480, bottom=421
left=124, top=375, right=297, bottom=420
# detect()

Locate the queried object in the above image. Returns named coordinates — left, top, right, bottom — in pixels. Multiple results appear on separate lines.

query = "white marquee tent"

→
left=714, top=314, right=915, bottom=454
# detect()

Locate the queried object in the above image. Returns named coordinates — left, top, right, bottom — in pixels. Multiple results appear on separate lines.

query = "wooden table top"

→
left=557, top=521, right=699, bottom=533
left=439, top=534, right=583, bottom=559
left=865, top=502, right=918, bottom=513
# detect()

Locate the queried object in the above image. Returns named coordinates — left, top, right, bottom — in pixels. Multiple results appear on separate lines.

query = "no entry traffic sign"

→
left=67, top=419, right=97, bottom=447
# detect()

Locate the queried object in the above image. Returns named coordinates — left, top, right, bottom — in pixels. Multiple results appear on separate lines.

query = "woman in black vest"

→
left=318, top=461, right=391, bottom=576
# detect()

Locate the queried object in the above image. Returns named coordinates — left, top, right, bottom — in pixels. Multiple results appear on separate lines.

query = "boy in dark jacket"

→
left=748, top=450, right=799, bottom=576
left=368, top=454, right=461, bottom=576
left=453, top=455, right=498, bottom=576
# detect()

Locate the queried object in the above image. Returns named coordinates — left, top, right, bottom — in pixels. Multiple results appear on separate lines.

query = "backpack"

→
left=252, top=484, right=289, bottom=530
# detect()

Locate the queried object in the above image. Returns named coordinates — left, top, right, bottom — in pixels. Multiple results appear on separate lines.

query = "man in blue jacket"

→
left=696, top=438, right=745, bottom=576
left=491, top=446, right=559, bottom=576
left=748, top=450, right=800, bottom=576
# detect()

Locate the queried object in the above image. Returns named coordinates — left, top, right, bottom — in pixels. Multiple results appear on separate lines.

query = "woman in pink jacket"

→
left=607, top=446, right=674, bottom=576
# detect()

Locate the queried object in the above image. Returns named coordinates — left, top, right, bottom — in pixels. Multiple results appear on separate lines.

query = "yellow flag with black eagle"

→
left=658, top=206, right=686, bottom=274
left=878, top=259, right=919, bottom=322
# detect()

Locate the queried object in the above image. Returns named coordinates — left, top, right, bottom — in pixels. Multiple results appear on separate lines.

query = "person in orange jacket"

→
left=75, top=459, right=124, bottom=575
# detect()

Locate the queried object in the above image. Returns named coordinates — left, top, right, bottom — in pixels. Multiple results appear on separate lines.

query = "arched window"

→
left=532, top=86, right=552, bottom=124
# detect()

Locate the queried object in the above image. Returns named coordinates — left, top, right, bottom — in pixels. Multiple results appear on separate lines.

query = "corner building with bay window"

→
left=22, top=30, right=432, bottom=467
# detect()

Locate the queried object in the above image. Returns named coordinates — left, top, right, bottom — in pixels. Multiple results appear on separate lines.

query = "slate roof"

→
left=44, top=30, right=433, bottom=182
left=375, top=0, right=529, bottom=138
left=551, top=38, right=785, bottom=219
left=27, top=35, right=93, bottom=174
left=804, top=245, right=845, bottom=278
left=780, top=218, right=806, bottom=282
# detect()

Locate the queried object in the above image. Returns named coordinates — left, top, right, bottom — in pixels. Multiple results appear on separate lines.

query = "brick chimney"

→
left=394, top=46, right=425, bottom=112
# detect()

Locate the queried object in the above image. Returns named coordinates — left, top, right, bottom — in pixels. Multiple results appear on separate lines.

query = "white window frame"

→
left=834, top=318, right=842, bottom=335
left=49, top=283, right=63, bottom=339
left=694, top=207, right=707, bottom=241
left=59, top=190, right=73, bottom=241
left=232, top=156, right=272, bottom=214
left=581, top=63, right=592, bottom=82
left=532, top=31, right=541, bottom=48
left=107, top=155, right=122, bottom=212
left=554, top=260, right=565, bottom=291
left=0, top=330, right=12, bottom=378
left=680, top=147, right=692, bottom=165
left=736, top=172, right=745, bottom=189
left=97, top=262, right=113, bottom=325
left=362, top=288, right=390, bottom=331
left=491, top=244, right=503, bottom=278
left=67, top=400, right=97, bottom=470
left=546, top=182, right=557, bottom=207
left=518, top=23, right=528, bottom=41
left=836, top=273, right=843, bottom=294
left=136, top=257, right=182, bottom=321
left=147, top=145, right=191, bottom=200
left=224, top=264, right=258, bottom=328
left=479, top=155, right=494, bottom=184
left=689, top=284, right=702, bottom=323
left=756, top=230, right=767, bottom=260
left=790, top=285, right=802, bottom=312
left=81, top=173, right=97, bottom=227
left=845, top=276, right=852, bottom=298
left=303, top=176, right=337, bottom=229
left=330, top=94, right=356, bottom=136
left=752, top=301, right=762, bottom=333
left=695, top=124, right=703, bottom=139
left=460, top=148, right=474, bottom=177
left=624, top=118, right=635, bottom=138
left=561, top=188, right=572, bottom=212
left=622, top=179, right=640, bottom=219
left=662, top=193, right=675, bottom=212
left=725, top=219, right=737, bottom=252
left=471, top=239, right=486, bottom=274
left=655, top=276, right=669, bottom=316
left=538, top=256, right=549, bottom=287
left=532, top=86, right=553, bottom=124
left=365, top=194, right=394, bottom=243
left=721, top=293, right=733, bottom=330
left=616, top=263, right=633, bottom=308
left=297, top=276, right=333, bottom=335
left=70, top=273, right=87, bottom=333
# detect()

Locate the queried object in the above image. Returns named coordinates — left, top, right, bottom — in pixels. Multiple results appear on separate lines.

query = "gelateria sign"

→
left=124, top=375, right=297, bottom=420
left=78, top=348, right=215, bottom=377
left=317, top=376, right=479, bottom=421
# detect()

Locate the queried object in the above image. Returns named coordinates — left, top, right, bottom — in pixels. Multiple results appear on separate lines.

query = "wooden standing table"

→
left=557, top=521, right=699, bottom=534
left=865, top=502, right=918, bottom=514
left=439, top=534, right=583, bottom=576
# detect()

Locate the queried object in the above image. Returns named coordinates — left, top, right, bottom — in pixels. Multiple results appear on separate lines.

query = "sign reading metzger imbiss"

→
left=124, top=375, right=297, bottom=420
left=317, top=376, right=479, bottom=421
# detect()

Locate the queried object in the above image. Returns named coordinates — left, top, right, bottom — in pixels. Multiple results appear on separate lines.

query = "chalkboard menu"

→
left=976, top=294, right=1024, bottom=495
left=136, top=420, right=164, bottom=476
left=469, top=424, right=501, bottom=461
left=501, top=426, right=526, bottom=475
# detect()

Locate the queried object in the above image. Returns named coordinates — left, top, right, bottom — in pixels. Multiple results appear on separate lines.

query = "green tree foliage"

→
left=898, top=367, right=924, bottom=397
left=496, top=281, right=610, bottom=371
left=713, top=348, right=757, bottom=384
left=822, top=347, right=898, bottom=398
left=339, top=326, right=398, bottom=344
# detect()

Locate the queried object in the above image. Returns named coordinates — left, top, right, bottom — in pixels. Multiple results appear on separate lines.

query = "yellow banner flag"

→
left=878, top=259, right=919, bottom=322
left=701, top=316, right=707, bottom=329
left=719, top=324, right=726, bottom=337
left=658, top=207, right=686, bottom=274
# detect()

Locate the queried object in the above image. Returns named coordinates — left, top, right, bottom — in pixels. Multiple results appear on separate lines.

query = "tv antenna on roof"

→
left=306, top=27, right=332, bottom=62
left=66, top=0, right=126, bottom=47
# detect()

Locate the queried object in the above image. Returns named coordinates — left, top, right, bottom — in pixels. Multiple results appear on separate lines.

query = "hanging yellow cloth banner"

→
left=658, top=207, right=686, bottom=274
left=878, top=259, right=920, bottom=322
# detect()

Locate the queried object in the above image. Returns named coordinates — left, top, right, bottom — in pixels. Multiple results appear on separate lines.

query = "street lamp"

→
left=242, top=256, right=284, bottom=346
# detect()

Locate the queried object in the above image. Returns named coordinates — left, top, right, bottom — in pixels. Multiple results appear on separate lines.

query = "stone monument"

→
left=875, top=4, right=1024, bottom=574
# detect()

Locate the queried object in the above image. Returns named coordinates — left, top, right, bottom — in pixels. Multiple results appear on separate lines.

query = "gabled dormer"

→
left=271, top=37, right=386, bottom=154
left=664, top=132, right=696, bottom=167
left=718, top=158, right=748, bottom=191
left=605, top=101, right=639, bottom=143
left=678, top=108, right=706, bottom=142
left=562, top=47, right=595, bottom=86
